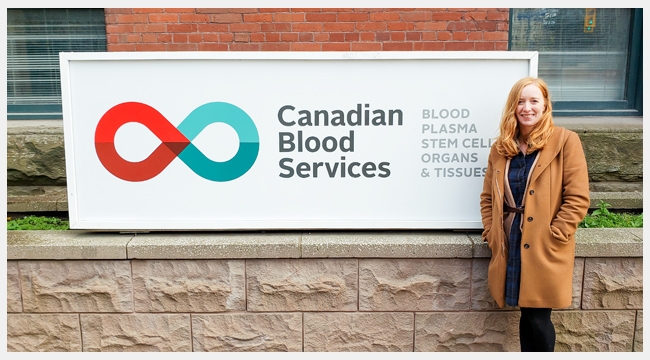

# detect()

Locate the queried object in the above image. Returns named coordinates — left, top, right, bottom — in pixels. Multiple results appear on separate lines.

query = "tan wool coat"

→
left=480, top=126, right=590, bottom=308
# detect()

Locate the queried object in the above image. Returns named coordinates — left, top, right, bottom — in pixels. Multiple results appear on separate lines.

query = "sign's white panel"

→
left=60, top=51, right=537, bottom=230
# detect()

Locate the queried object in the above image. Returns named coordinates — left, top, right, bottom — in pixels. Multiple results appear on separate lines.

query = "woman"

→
left=480, top=77, right=590, bottom=351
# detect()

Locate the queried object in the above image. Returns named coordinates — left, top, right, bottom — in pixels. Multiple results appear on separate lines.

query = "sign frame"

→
left=60, top=51, right=538, bottom=231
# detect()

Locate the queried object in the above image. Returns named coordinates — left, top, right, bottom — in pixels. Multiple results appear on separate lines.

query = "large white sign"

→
left=60, top=51, right=537, bottom=230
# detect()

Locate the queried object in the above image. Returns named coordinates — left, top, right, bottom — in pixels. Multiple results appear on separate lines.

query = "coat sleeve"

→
left=479, top=147, right=496, bottom=241
left=550, top=131, right=591, bottom=242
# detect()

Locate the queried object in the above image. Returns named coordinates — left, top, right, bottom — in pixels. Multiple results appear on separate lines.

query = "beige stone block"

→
left=192, top=313, right=302, bottom=351
left=582, top=257, right=643, bottom=309
left=247, top=259, right=358, bottom=311
left=471, top=258, right=502, bottom=310
left=132, top=260, right=245, bottom=312
left=553, top=310, right=636, bottom=351
left=360, top=259, right=471, bottom=311
left=634, top=311, right=643, bottom=352
left=7, top=261, right=22, bottom=312
left=7, top=314, right=81, bottom=352
left=570, top=258, right=585, bottom=309
left=304, top=312, right=413, bottom=351
left=415, top=311, right=520, bottom=352
left=81, top=314, right=191, bottom=352
left=19, top=260, right=133, bottom=312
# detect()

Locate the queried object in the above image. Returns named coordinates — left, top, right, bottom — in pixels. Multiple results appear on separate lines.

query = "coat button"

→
left=524, top=244, right=530, bottom=249
left=527, top=217, right=533, bottom=222
left=529, top=190, right=534, bottom=195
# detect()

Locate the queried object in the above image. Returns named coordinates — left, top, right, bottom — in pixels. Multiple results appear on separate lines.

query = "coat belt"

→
left=503, top=203, right=524, bottom=214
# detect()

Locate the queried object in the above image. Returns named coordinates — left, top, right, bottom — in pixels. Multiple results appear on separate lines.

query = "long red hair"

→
left=494, top=77, right=554, bottom=158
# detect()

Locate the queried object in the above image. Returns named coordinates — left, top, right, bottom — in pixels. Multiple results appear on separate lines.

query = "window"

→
left=7, top=8, right=107, bottom=120
left=510, top=8, right=642, bottom=116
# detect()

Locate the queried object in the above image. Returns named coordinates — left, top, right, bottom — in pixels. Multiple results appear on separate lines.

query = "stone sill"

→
left=553, top=116, right=643, bottom=133
left=7, top=228, right=643, bottom=260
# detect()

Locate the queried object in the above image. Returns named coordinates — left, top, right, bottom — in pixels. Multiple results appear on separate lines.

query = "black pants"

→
left=519, top=307, right=555, bottom=352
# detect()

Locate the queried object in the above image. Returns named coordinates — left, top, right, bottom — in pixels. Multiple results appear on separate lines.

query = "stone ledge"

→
left=574, top=228, right=643, bottom=257
left=7, top=231, right=132, bottom=259
left=6, top=120, right=64, bottom=135
left=7, top=186, right=68, bottom=212
left=554, top=116, right=643, bottom=133
left=302, top=231, right=475, bottom=258
left=7, top=228, right=643, bottom=260
left=590, top=191, right=643, bottom=210
left=127, top=232, right=302, bottom=259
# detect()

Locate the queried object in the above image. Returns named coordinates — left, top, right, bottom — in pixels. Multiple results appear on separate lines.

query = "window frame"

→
left=508, top=8, right=643, bottom=117
left=7, top=8, right=107, bottom=120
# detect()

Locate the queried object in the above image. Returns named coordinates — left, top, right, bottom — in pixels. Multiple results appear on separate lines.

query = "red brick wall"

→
left=104, top=8, right=509, bottom=51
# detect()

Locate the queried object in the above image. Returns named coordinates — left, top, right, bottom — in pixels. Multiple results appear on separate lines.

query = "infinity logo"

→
left=95, top=102, right=259, bottom=182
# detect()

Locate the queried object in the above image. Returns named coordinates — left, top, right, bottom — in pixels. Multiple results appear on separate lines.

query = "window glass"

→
left=510, top=8, right=632, bottom=102
left=7, top=9, right=107, bottom=119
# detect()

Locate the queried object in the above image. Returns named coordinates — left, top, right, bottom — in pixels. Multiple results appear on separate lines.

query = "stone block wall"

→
left=6, top=229, right=643, bottom=352
left=6, top=118, right=643, bottom=191
left=567, top=119, right=644, bottom=192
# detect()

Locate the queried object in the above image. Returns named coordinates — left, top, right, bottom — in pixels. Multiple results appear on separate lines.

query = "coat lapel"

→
left=528, top=127, right=566, bottom=185
left=493, top=153, right=507, bottom=203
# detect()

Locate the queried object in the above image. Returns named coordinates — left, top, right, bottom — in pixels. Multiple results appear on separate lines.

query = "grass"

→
left=7, top=215, right=69, bottom=230
left=579, top=201, right=643, bottom=228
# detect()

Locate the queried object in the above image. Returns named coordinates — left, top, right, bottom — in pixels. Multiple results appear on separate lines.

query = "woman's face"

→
left=516, top=84, right=546, bottom=135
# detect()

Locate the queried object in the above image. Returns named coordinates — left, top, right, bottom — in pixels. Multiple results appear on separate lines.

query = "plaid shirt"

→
left=505, top=149, right=539, bottom=307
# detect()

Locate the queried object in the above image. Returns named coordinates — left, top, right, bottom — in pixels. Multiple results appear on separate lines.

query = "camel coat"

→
left=479, top=126, right=590, bottom=308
